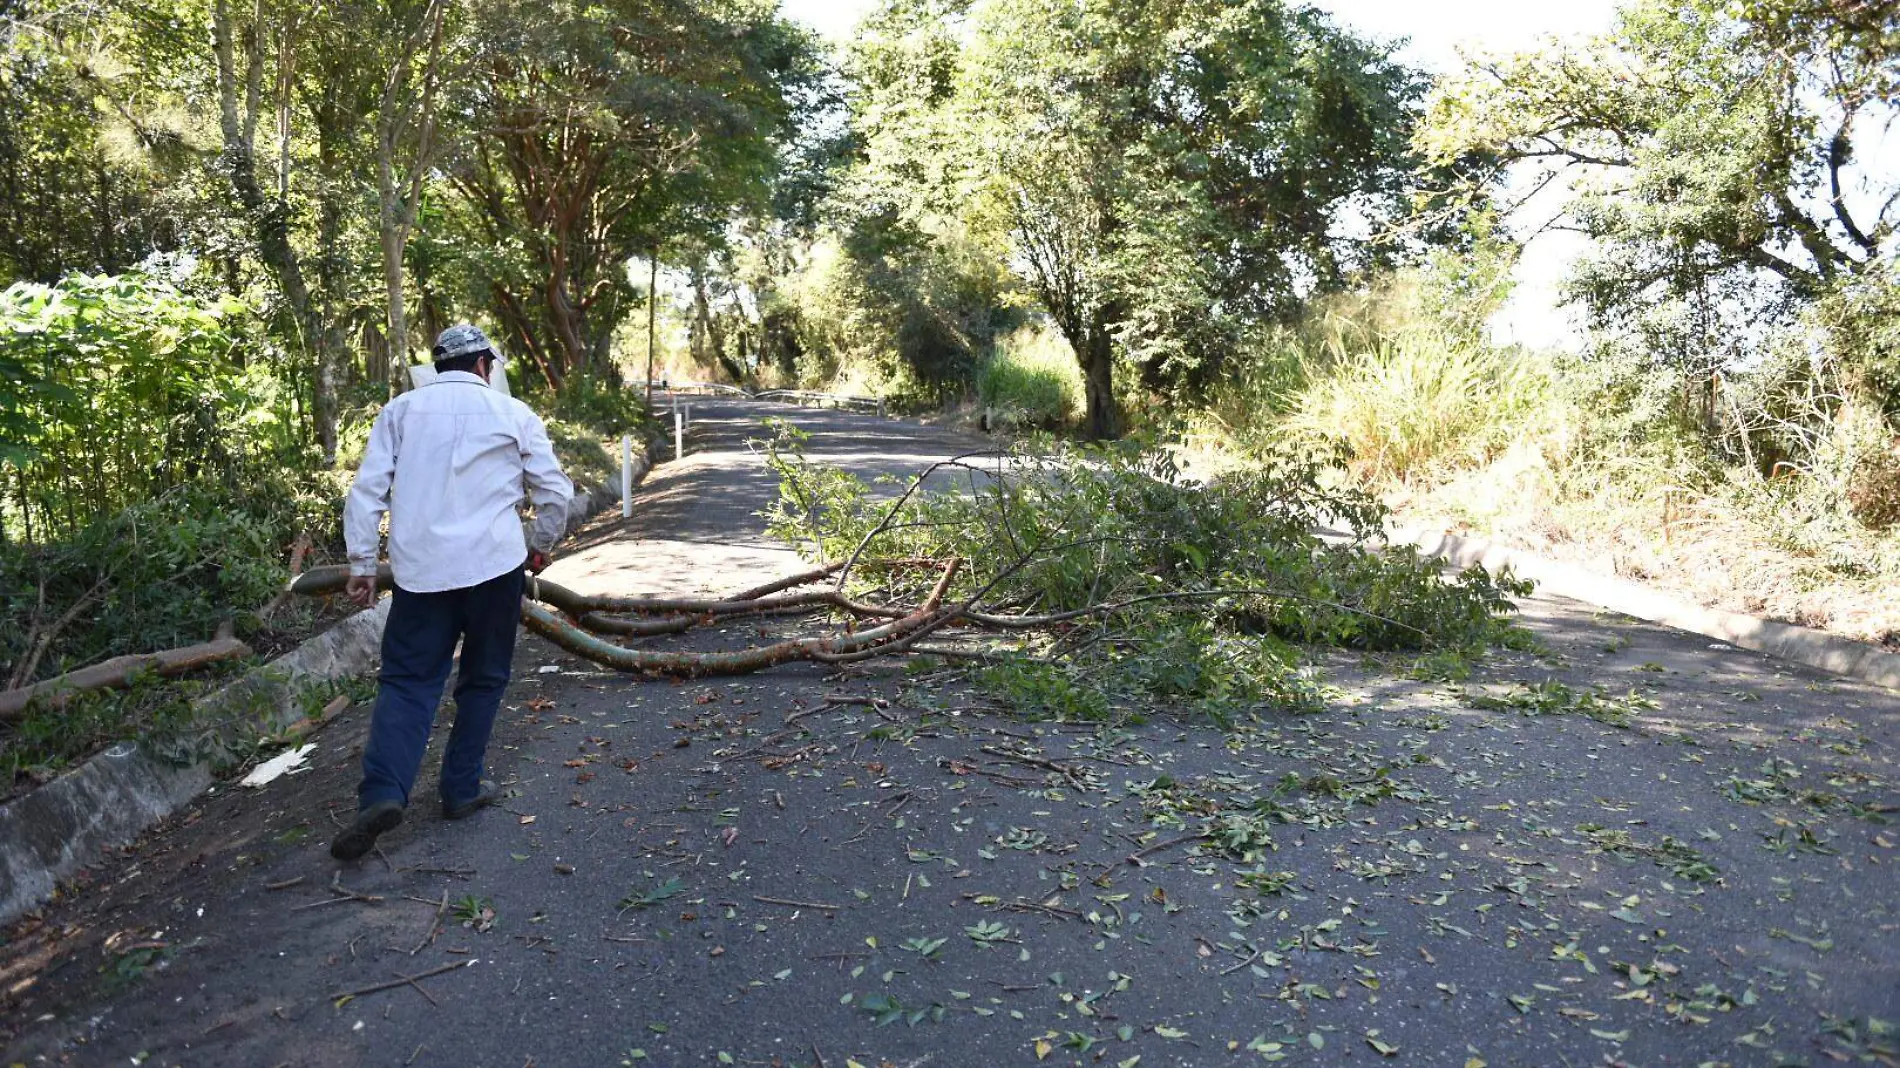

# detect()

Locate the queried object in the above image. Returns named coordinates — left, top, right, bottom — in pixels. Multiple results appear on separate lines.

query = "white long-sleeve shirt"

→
left=344, top=371, right=574, bottom=593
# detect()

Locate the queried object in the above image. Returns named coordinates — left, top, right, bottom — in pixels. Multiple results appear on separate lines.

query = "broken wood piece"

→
left=257, top=532, right=314, bottom=622
left=409, top=890, right=450, bottom=955
left=270, top=694, right=352, bottom=744
left=0, top=637, right=253, bottom=720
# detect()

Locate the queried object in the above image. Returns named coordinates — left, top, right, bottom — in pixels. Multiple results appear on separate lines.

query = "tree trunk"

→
left=493, top=284, right=559, bottom=390
left=546, top=278, right=588, bottom=384
left=0, top=638, right=252, bottom=720
left=375, top=0, right=446, bottom=398
left=312, top=81, right=347, bottom=461
left=379, top=219, right=410, bottom=392
left=212, top=0, right=338, bottom=462
left=645, top=251, right=658, bottom=408
left=693, top=266, right=746, bottom=384
left=1080, top=305, right=1120, bottom=440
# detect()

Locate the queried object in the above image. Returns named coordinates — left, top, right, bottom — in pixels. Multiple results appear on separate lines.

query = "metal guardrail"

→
left=643, top=380, right=751, bottom=398
left=753, top=389, right=885, bottom=416
left=641, top=381, right=886, bottom=417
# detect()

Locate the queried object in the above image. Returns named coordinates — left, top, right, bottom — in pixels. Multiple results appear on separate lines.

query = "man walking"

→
left=331, top=324, right=574, bottom=862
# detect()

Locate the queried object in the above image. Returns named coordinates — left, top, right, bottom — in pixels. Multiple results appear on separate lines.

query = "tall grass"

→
left=978, top=324, right=1084, bottom=431
left=1285, top=330, right=1553, bottom=485
left=1190, top=267, right=1900, bottom=645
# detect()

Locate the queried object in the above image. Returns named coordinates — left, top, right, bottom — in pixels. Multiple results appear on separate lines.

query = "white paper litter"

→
left=537, top=665, right=561, bottom=674
left=240, top=744, right=316, bottom=788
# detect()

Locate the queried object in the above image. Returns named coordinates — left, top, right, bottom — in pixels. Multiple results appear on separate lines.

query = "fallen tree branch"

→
left=727, top=562, right=847, bottom=600
left=0, top=638, right=253, bottom=721
left=831, top=451, right=1007, bottom=590
left=576, top=590, right=904, bottom=637
left=520, top=560, right=964, bottom=678
left=328, top=959, right=473, bottom=1004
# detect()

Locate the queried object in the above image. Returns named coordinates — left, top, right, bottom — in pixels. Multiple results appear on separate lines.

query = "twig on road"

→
left=1110, top=831, right=1206, bottom=871
left=291, top=873, right=384, bottom=911
left=409, top=890, right=449, bottom=955
left=752, top=894, right=845, bottom=913
left=328, top=959, right=473, bottom=1004
left=1220, top=947, right=1264, bottom=975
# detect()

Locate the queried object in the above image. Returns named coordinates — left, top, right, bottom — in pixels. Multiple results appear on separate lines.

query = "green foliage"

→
left=859, top=992, right=948, bottom=1027
left=1465, top=680, right=1659, bottom=728
left=763, top=425, right=1527, bottom=722
left=0, top=11, right=162, bottom=287
left=0, top=268, right=300, bottom=541
left=441, top=0, right=824, bottom=387
left=3, top=667, right=226, bottom=791
left=539, top=376, right=656, bottom=439
left=775, top=221, right=1017, bottom=405
left=819, top=0, right=1423, bottom=434
left=618, top=877, right=685, bottom=911
left=1201, top=254, right=1553, bottom=488
left=0, top=480, right=312, bottom=684
left=1421, top=0, right=1897, bottom=385
left=1576, top=824, right=1719, bottom=883
left=521, top=373, right=659, bottom=484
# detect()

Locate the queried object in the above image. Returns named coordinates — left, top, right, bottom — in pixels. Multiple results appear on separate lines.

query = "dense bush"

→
left=532, top=373, right=658, bottom=439
left=0, top=268, right=303, bottom=543
left=0, top=478, right=325, bottom=687
left=1286, top=331, right=1552, bottom=486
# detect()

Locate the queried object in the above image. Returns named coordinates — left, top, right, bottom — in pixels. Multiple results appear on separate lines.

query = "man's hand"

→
left=527, top=549, right=552, bottom=574
left=345, top=575, right=378, bottom=608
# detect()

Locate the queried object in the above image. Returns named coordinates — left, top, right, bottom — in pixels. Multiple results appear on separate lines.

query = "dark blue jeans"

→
left=357, top=565, right=525, bottom=811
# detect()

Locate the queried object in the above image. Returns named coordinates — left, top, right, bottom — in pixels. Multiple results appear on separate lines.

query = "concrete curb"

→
left=0, top=452, right=652, bottom=926
left=1394, top=525, right=1900, bottom=693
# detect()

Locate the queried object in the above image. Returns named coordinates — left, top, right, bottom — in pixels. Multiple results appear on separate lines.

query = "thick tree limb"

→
left=291, top=565, right=921, bottom=627
left=0, top=639, right=253, bottom=721
left=521, top=561, right=963, bottom=678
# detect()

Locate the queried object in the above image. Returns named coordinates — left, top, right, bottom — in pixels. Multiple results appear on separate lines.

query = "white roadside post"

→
left=620, top=435, right=633, bottom=519
left=674, top=406, right=685, bottom=459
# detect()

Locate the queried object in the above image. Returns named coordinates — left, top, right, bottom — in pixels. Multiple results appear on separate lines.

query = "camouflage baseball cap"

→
left=432, top=323, right=496, bottom=361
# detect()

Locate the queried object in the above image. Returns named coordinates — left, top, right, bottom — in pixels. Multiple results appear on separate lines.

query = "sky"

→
left=777, top=0, right=1629, bottom=348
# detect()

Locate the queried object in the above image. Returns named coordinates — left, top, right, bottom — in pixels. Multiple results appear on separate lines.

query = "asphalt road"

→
left=3, top=401, right=1897, bottom=1068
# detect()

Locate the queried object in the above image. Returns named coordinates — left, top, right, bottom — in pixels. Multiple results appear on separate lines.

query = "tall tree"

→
left=374, top=0, right=451, bottom=392
left=1421, top=0, right=1899, bottom=386
left=208, top=0, right=382, bottom=463
left=942, top=0, right=1420, bottom=437
left=443, top=0, right=818, bottom=391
